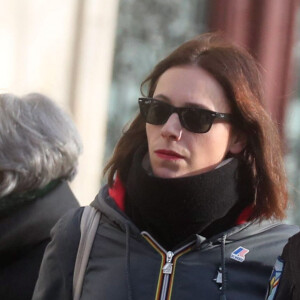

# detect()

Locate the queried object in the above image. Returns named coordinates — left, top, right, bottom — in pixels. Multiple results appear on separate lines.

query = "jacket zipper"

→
left=141, top=232, right=194, bottom=300
left=160, top=251, right=174, bottom=300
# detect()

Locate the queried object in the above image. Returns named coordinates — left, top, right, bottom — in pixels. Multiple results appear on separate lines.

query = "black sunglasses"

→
left=138, top=97, right=234, bottom=133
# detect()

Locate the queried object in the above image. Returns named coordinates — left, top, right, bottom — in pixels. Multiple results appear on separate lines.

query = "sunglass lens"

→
left=140, top=100, right=171, bottom=125
left=182, top=109, right=213, bottom=133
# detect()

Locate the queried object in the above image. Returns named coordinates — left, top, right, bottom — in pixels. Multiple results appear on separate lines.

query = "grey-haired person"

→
left=0, top=93, right=82, bottom=300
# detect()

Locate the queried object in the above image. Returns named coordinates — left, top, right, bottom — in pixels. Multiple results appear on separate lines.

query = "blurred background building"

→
left=0, top=0, right=299, bottom=225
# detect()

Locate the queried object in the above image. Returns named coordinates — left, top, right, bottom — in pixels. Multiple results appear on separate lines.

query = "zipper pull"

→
left=162, top=251, right=174, bottom=274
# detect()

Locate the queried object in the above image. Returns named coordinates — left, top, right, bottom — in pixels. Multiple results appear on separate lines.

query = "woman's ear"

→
left=228, top=130, right=247, bottom=154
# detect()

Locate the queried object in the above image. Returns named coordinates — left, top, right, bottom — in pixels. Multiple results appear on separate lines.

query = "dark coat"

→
left=0, top=181, right=79, bottom=300
left=33, top=185, right=299, bottom=300
left=266, top=231, right=300, bottom=300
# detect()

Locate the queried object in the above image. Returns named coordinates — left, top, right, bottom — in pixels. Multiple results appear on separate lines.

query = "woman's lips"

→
left=154, top=149, right=184, bottom=160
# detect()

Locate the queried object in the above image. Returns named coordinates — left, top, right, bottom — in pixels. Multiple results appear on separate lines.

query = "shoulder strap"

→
left=73, top=206, right=101, bottom=300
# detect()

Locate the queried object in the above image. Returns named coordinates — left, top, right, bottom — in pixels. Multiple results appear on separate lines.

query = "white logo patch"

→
left=230, top=246, right=249, bottom=262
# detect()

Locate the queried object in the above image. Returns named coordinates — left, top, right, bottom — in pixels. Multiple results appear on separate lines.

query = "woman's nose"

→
left=161, top=113, right=183, bottom=141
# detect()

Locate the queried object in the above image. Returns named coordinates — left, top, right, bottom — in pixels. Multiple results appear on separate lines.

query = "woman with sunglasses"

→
left=33, top=33, right=298, bottom=300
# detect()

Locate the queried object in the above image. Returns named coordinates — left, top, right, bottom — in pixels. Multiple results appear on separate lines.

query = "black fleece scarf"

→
left=125, top=146, right=253, bottom=250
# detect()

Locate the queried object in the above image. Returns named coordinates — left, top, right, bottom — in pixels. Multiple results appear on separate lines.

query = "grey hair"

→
left=0, top=93, right=83, bottom=197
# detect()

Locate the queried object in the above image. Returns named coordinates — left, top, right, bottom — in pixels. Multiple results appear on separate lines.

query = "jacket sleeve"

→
left=271, top=253, right=293, bottom=300
left=266, top=232, right=300, bottom=300
left=32, top=207, right=83, bottom=300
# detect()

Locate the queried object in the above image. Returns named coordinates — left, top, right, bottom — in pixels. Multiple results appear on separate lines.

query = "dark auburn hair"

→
left=104, top=32, right=288, bottom=220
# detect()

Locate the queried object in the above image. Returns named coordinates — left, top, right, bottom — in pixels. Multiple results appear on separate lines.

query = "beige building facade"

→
left=0, top=0, right=119, bottom=204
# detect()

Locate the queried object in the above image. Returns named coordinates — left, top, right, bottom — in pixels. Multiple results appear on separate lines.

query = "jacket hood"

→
left=91, top=185, right=142, bottom=236
left=0, top=181, right=79, bottom=257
